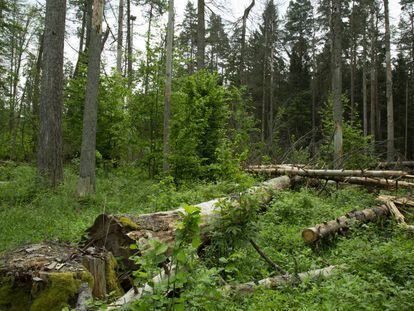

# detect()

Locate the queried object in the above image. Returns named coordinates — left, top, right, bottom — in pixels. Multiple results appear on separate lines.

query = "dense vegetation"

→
left=1, top=0, right=414, bottom=309
left=1, top=163, right=414, bottom=310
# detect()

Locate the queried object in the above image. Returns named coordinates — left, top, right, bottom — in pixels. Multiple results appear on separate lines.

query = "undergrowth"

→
left=0, top=164, right=253, bottom=252
left=2, top=164, right=414, bottom=310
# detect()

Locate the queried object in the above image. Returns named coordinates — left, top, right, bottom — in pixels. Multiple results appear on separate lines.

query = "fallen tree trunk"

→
left=246, top=165, right=410, bottom=179
left=225, top=265, right=340, bottom=293
left=330, top=176, right=414, bottom=190
left=378, top=195, right=414, bottom=207
left=302, top=205, right=390, bottom=243
left=83, top=176, right=296, bottom=267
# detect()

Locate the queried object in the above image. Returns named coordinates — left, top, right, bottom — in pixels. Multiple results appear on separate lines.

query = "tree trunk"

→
left=83, top=176, right=296, bottom=267
left=240, top=0, right=255, bottom=85
left=362, top=29, right=368, bottom=136
left=144, top=4, right=154, bottom=95
left=302, top=204, right=390, bottom=242
left=384, top=0, right=394, bottom=161
left=246, top=165, right=410, bottom=178
left=370, top=6, right=377, bottom=141
left=406, top=81, right=409, bottom=159
left=76, top=0, right=104, bottom=197
left=332, top=0, right=343, bottom=168
left=37, top=0, right=65, bottom=187
left=116, top=0, right=124, bottom=73
left=197, top=0, right=205, bottom=69
left=163, top=0, right=174, bottom=172
left=227, top=265, right=339, bottom=293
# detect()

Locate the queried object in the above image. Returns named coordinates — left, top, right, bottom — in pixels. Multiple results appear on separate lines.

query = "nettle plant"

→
left=130, top=205, right=223, bottom=310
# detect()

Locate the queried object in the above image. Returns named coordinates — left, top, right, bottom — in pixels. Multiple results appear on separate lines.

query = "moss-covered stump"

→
left=0, top=243, right=123, bottom=310
left=0, top=243, right=93, bottom=311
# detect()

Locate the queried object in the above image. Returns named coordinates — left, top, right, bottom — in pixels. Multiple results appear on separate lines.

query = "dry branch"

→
left=302, top=205, right=390, bottom=243
left=226, top=265, right=340, bottom=293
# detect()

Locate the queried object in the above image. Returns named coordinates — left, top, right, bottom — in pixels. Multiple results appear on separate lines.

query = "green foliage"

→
left=169, top=71, right=253, bottom=182
left=0, top=164, right=248, bottom=252
left=131, top=205, right=225, bottom=310
left=320, top=94, right=379, bottom=168
left=64, top=68, right=129, bottom=162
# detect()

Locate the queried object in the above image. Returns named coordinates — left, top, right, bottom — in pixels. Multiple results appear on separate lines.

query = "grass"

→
left=208, top=187, right=414, bottom=310
left=0, top=163, right=254, bottom=252
left=2, top=164, right=414, bottom=310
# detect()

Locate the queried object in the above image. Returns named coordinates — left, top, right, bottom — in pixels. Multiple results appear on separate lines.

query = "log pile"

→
left=246, top=165, right=414, bottom=190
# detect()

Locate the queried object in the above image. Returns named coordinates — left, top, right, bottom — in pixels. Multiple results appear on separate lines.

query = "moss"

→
left=105, top=252, right=124, bottom=296
left=119, top=216, right=139, bottom=230
left=0, top=277, right=31, bottom=311
left=30, top=271, right=93, bottom=311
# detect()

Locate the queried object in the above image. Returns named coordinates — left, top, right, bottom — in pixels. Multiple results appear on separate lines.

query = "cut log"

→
left=302, top=205, right=390, bottom=243
left=83, top=176, right=296, bottom=267
left=0, top=243, right=122, bottom=311
left=225, top=265, right=340, bottom=293
left=246, top=165, right=410, bottom=179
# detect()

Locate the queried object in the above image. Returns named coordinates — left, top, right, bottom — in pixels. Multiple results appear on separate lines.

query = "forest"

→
left=1, top=0, right=414, bottom=310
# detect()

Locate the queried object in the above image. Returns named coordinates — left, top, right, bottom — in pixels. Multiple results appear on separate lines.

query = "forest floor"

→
left=1, top=163, right=414, bottom=310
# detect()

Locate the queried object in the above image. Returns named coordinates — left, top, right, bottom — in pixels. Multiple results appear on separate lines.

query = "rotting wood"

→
left=0, top=242, right=122, bottom=310
left=302, top=205, right=390, bottom=243
left=225, top=265, right=340, bottom=293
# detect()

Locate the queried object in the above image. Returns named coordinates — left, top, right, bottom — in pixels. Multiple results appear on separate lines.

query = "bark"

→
left=76, top=0, right=104, bottom=197
left=226, top=265, right=339, bottom=293
left=240, top=0, right=255, bottom=85
left=246, top=165, right=410, bottom=179
left=332, top=0, right=343, bottom=169
left=302, top=205, right=390, bottom=242
left=126, top=0, right=133, bottom=83
left=37, top=0, right=65, bottom=187
left=317, top=176, right=414, bottom=190
left=350, top=0, right=356, bottom=122
left=370, top=6, right=377, bottom=141
left=163, top=0, right=174, bottom=172
left=0, top=243, right=120, bottom=309
left=197, top=0, right=205, bottom=69
left=143, top=3, right=154, bottom=94
left=116, top=0, right=124, bottom=73
left=362, top=29, right=368, bottom=136
left=405, top=82, right=409, bottom=159
left=384, top=0, right=395, bottom=161
left=83, top=176, right=296, bottom=267
left=378, top=195, right=414, bottom=208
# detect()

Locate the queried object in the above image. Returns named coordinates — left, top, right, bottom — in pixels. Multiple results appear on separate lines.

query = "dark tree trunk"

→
left=240, top=0, right=255, bottom=85
left=197, top=0, right=205, bottom=69
left=76, top=0, right=104, bottom=197
left=116, top=0, right=124, bottom=73
left=384, top=0, right=394, bottom=161
left=332, top=0, right=343, bottom=168
left=37, top=0, right=66, bottom=187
